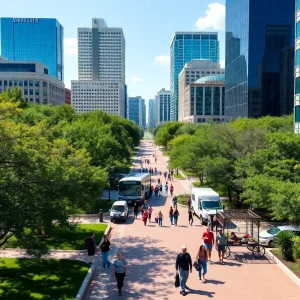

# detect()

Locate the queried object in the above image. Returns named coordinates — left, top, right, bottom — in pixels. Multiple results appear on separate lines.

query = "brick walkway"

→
left=84, top=139, right=300, bottom=300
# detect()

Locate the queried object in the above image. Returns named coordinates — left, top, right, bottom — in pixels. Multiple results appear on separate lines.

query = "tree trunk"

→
left=227, top=186, right=232, bottom=202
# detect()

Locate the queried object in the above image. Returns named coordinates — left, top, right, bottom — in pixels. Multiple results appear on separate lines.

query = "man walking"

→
left=172, top=195, right=178, bottom=209
left=216, top=229, right=227, bottom=264
left=176, top=245, right=192, bottom=296
left=85, top=232, right=97, bottom=265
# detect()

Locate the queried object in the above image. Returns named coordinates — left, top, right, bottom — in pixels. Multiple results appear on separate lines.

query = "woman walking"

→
left=100, top=234, right=111, bottom=271
left=196, top=245, right=208, bottom=281
left=142, top=209, right=148, bottom=226
left=158, top=211, right=163, bottom=227
left=188, top=209, right=194, bottom=226
left=113, top=252, right=128, bottom=296
left=169, top=206, right=174, bottom=225
left=173, top=208, right=179, bottom=226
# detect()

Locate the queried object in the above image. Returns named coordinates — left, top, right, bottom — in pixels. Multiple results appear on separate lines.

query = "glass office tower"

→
left=295, top=0, right=300, bottom=133
left=225, top=0, right=295, bottom=119
left=170, top=32, right=219, bottom=121
left=0, top=18, right=64, bottom=81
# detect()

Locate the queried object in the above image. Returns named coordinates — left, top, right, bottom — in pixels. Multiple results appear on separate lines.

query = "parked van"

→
left=191, top=188, right=223, bottom=225
left=109, top=201, right=129, bottom=222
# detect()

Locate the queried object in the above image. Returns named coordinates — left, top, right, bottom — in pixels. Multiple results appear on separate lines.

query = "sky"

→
left=1, top=0, right=226, bottom=110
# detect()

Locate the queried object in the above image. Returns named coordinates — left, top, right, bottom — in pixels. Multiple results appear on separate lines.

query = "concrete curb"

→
left=75, top=223, right=112, bottom=300
left=265, top=248, right=300, bottom=288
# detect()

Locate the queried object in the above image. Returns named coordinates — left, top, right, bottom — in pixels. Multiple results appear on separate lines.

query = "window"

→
left=296, top=77, right=300, bottom=95
left=296, top=106, right=300, bottom=123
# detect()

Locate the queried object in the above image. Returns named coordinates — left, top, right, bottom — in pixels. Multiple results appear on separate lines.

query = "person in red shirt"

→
left=142, top=210, right=149, bottom=226
left=202, top=227, right=215, bottom=262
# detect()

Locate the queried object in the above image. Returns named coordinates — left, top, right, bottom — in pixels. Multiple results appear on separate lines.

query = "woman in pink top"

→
left=148, top=206, right=153, bottom=223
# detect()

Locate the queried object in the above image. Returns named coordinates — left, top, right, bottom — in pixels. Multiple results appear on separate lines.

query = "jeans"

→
left=174, top=217, right=178, bottom=226
left=179, top=269, right=189, bottom=292
left=198, top=260, right=207, bottom=278
left=102, top=251, right=110, bottom=268
left=158, top=217, right=162, bottom=226
left=169, top=216, right=173, bottom=224
left=115, top=272, right=125, bottom=292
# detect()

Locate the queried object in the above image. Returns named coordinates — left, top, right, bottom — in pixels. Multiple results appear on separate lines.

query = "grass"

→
left=0, top=258, right=89, bottom=300
left=83, top=199, right=115, bottom=214
left=271, top=249, right=300, bottom=279
left=5, top=224, right=107, bottom=250
left=174, top=173, right=184, bottom=179
left=177, top=194, right=190, bottom=206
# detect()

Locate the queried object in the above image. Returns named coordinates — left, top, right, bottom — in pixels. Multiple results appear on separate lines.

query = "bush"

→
left=275, top=230, right=295, bottom=261
left=293, top=236, right=300, bottom=261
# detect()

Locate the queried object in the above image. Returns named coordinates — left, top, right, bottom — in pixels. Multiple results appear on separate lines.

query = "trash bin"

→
left=99, top=209, right=103, bottom=222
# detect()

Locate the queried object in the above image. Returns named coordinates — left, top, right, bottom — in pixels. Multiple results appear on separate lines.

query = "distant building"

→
left=128, top=96, right=146, bottom=128
left=65, top=88, right=71, bottom=105
left=0, top=57, right=65, bottom=105
left=148, top=99, right=158, bottom=128
left=225, top=0, right=295, bottom=119
left=72, top=18, right=126, bottom=116
left=181, top=75, right=225, bottom=123
left=157, top=88, right=171, bottom=125
left=0, top=17, right=64, bottom=81
left=170, top=32, right=220, bottom=121
left=178, top=59, right=224, bottom=121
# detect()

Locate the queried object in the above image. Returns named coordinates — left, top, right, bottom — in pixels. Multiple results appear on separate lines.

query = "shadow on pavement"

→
left=202, top=279, right=225, bottom=285
left=226, top=251, right=275, bottom=264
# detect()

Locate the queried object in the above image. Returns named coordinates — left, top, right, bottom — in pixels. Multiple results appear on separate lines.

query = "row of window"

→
left=186, top=71, right=224, bottom=75
left=0, top=80, right=48, bottom=87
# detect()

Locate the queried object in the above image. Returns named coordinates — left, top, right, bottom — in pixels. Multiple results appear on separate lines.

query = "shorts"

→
left=88, top=249, right=95, bottom=256
left=204, top=243, right=213, bottom=251
left=218, top=245, right=225, bottom=252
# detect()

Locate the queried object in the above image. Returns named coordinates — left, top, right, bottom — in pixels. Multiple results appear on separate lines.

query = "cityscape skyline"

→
left=0, top=0, right=226, bottom=110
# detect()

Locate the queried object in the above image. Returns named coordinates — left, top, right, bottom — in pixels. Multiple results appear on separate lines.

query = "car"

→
left=259, top=225, right=300, bottom=247
left=109, top=200, right=129, bottom=223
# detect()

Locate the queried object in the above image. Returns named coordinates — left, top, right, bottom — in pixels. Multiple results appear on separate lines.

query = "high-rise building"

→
left=0, top=18, right=64, bottom=82
left=127, top=96, right=146, bottom=128
left=65, top=88, right=71, bottom=105
left=178, top=59, right=224, bottom=121
left=225, top=0, right=295, bottom=119
left=148, top=99, right=158, bottom=128
left=295, top=1, right=300, bottom=133
left=0, top=57, right=65, bottom=105
left=170, top=32, right=220, bottom=121
left=71, top=19, right=126, bottom=116
left=157, top=88, right=171, bottom=124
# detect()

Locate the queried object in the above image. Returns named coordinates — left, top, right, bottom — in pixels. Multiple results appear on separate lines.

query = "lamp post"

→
left=108, top=167, right=115, bottom=201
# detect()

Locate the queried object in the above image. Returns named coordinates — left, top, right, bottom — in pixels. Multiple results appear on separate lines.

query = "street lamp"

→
left=108, top=167, right=115, bottom=201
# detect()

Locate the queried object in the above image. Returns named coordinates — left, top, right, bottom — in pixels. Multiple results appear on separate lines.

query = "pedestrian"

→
left=158, top=178, right=161, bottom=184
left=148, top=206, right=153, bottom=222
left=133, top=202, right=139, bottom=219
left=113, top=252, right=128, bottom=296
left=173, top=208, right=179, bottom=226
left=175, top=245, right=192, bottom=296
left=196, top=245, right=208, bottom=281
left=216, top=228, right=227, bottom=264
left=164, top=171, right=167, bottom=180
left=188, top=209, right=193, bottom=226
left=142, top=209, right=148, bottom=226
left=159, top=171, right=162, bottom=176
left=169, top=206, right=174, bottom=225
left=154, top=167, right=157, bottom=175
left=154, top=185, right=159, bottom=197
left=164, top=182, right=168, bottom=195
left=100, top=234, right=111, bottom=271
left=170, top=184, right=174, bottom=196
left=202, top=227, right=215, bottom=262
left=168, top=172, right=171, bottom=181
left=172, top=195, right=178, bottom=209
left=158, top=211, right=163, bottom=226
left=171, top=169, right=174, bottom=181
left=85, top=232, right=97, bottom=265
left=187, top=196, right=191, bottom=209
left=159, top=184, right=163, bottom=199
left=155, top=213, right=159, bottom=226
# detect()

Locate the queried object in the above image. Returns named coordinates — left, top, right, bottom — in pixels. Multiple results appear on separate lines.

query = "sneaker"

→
left=199, top=277, right=202, bottom=280
left=180, top=290, right=186, bottom=296
left=102, top=268, right=105, bottom=271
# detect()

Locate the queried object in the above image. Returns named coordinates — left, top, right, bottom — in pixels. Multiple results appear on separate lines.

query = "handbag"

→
left=174, top=273, right=180, bottom=288
left=193, top=261, right=200, bottom=271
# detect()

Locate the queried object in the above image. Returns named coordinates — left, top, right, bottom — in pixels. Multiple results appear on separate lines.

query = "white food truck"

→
left=191, top=187, right=224, bottom=225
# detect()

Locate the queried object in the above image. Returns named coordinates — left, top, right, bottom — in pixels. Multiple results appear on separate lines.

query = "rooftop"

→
left=195, top=75, right=225, bottom=84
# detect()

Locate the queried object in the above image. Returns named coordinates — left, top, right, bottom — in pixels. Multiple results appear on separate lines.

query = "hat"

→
left=181, top=245, right=187, bottom=249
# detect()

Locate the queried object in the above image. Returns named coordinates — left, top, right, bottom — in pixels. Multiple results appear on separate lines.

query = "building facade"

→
left=181, top=75, right=225, bottom=123
left=127, top=96, right=145, bottom=128
left=170, top=32, right=220, bottom=121
left=65, top=88, right=71, bottom=105
left=178, top=59, right=224, bottom=121
left=295, top=1, right=300, bottom=133
left=157, top=88, right=171, bottom=124
left=0, top=58, right=64, bottom=105
left=0, top=18, right=64, bottom=82
left=148, top=99, right=158, bottom=128
left=72, top=19, right=126, bottom=116
left=225, top=0, right=295, bottom=119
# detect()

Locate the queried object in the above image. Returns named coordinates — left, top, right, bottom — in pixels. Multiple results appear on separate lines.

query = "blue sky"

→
left=1, top=0, right=225, bottom=106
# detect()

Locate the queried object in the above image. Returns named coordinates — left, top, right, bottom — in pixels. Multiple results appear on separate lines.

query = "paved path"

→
left=84, top=138, right=300, bottom=300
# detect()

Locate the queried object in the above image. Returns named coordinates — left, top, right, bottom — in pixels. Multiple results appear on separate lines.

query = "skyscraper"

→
left=127, top=96, right=146, bottom=128
left=157, top=88, right=171, bottom=124
left=295, top=1, right=300, bottom=133
left=72, top=19, right=126, bottom=116
left=225, top=0, right=295, bottom=119
left=170, top=32, right=220, bottom=121
left=148, top=99, right=158, bottom=128
left=0, top=18, right=64, bottom=81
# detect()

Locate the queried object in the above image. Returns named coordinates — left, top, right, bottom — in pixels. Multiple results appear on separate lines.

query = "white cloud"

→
left=154, top=55, right=170, bottom=66
left=220, top=60, right=225, bottom=68
left=64, top=38, right=78, bottom=55
left=195, top=3, right=225, bottom=31
left=130, top=76, right=144, bottom=83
